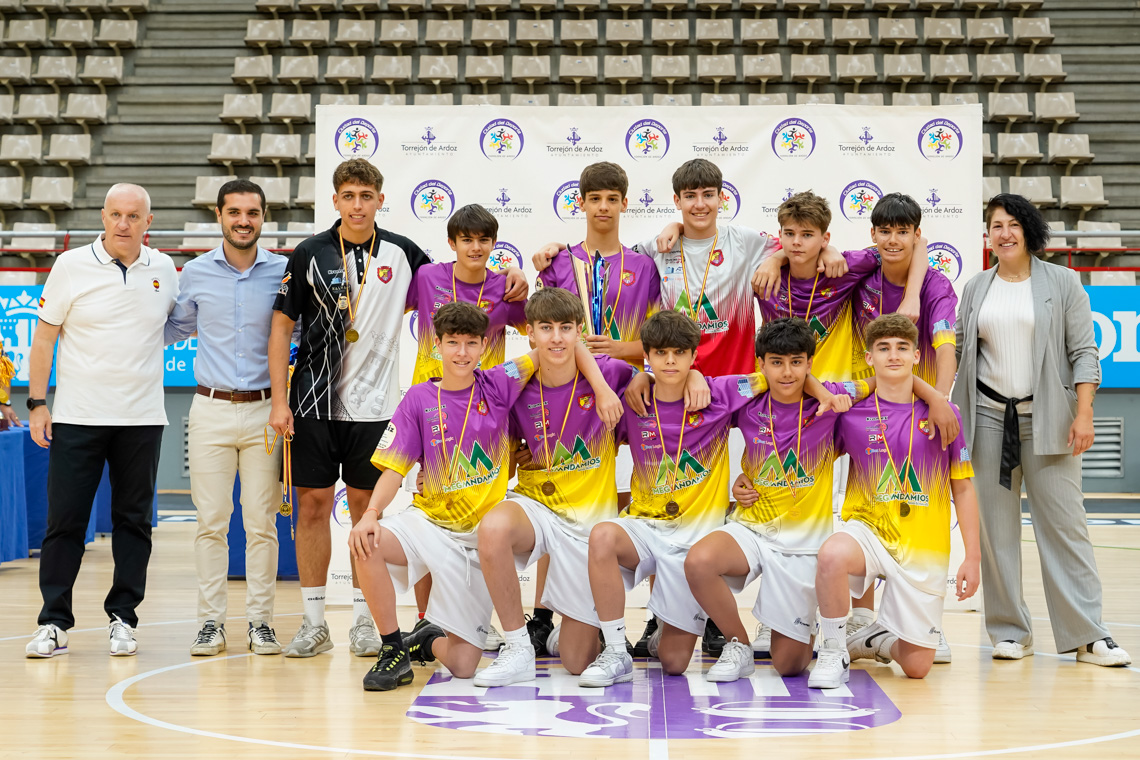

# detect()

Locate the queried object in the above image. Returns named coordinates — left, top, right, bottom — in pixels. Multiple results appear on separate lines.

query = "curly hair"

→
left=984, top=193, right=1051, bottom=254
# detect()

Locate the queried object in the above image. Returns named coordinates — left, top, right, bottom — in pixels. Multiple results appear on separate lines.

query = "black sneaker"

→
left=405, top=620, right=444, bottom=664
left=632, top=617, right=658, bottom=658
left=594, top=629, right=635, bottom=656
left=526, top=614, right=555, bottom=658
left=409, top=617, right=432, bottom=636
left=363, top=643, right=413, bottom=691
left=702, top=618, right=726, bottom=656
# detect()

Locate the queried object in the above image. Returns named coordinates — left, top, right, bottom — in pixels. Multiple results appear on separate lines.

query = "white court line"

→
left=0, top=612, right=305, bottom=642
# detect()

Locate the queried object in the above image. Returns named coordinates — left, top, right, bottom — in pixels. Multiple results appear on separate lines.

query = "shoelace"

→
left=195, top=623, right=219, bottom=645
left=351, top=620, right=377, bottom=639
left=594, top=646, right=627, bottom=670
left=816, top=646, right=846, bottom=668
left=110, top=617, right=132, bottom=640
left=296, top=622, right=322, bottom=641
left=250, top=624, right=275, bottom=644
left=371, top=644, right=404, bottom=673
left=722, top=640, right=750, bottom=667
left=492, top=643, right=530, bottom=668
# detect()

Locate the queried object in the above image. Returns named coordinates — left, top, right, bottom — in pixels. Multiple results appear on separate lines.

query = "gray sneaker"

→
left=579, top=645, right=634, bottom=688
left=283, top=621, right=333, bottom=658
left=349, top=616, right=383, bottom=657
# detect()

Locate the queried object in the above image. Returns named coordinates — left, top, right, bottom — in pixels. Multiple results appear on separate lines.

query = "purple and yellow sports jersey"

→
left=732, top=380, right=871, bottom=554
left=371, top=356, right=536, bottom=533
left=616, top=374, right=765, bottom=546
left=756, top=248, right=880, bottom=383
left=406, top=262, right=528, bottom=384
left=509, top=357, right=638, bottom=539
left=538, top=244, right=662, bottom=367
left=636, top=225, right=780, bottom=377
left=852, top=260, right=958, bottom=386
left=835, top=395, right=973, bottom=595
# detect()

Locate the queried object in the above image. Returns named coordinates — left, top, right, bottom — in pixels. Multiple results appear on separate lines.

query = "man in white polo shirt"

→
left=24, top=183, right=177, bottom=659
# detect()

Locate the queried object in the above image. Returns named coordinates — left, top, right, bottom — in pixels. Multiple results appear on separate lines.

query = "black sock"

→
left=381, top=630, right=403, bottom=647
left=533, top=608, right=554, bottom=624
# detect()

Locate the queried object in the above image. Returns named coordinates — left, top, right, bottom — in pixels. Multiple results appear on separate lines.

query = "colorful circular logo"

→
left=918, top=119, right=963, bottom=161
left=927, top=241, right=963, bottom=282
left=411, top=180, right=456, bottom=220
left=771, top=118, right=816, bottom=160
left=625, top=119, right=670, bottom=161
left=408, top=309, right=418, bottom=338
left=719, top=180, right=741, bottom=222
left=332, top=487, right=351, bottom=527
left=840, top=180, right=884, bottom=222
left=553, top=180, right=584, bottom=222
left=488, top=241, right=522, bottom=272
left=335, top=118, right=379, bottom=161
left=479, top=118, right=524, bottom=160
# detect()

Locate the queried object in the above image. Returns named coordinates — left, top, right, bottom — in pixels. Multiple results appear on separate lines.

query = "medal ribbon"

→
left=651, top=389, right=687, bottom=512
left=873, top=391, right=916, bottom=509
left=451, top=262, right=488, bottom=309
left=678, top=232, right=718, bottom=321
left=437, top=382, right=477, bottom=490
left=338, top=230, right=378, bottom=328
left=785, top=269, right=821, bottom=322
left=537, top=369, right=579, bottom=484
left=765, top=394, right=805, bottom=501
left=264, top=426, right=295, bottom=539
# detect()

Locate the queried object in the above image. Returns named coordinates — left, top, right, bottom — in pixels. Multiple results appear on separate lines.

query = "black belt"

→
left=977, top=379, right=1032, bottom=490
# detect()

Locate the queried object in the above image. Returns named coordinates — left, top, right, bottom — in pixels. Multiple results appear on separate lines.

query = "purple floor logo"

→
left=720, top=180, right=742, bottom=221
left=928, top=241, right=964, bottom=282
left=918, top=119, right=963, bottom=161
left=335, top=118, right=379, bottom=161
left=626, top=119, right=670, bottom=161
left=480, top=118, right=524, bottom=160
left=772, top=118, right=816, bottom=160
left=407, top=663, right=901, bottom=739
left=840, top=180, right=883, bottom=222
left=411, top=180, right=456, bottom=220
left=488, top=241, right=523, bottom=272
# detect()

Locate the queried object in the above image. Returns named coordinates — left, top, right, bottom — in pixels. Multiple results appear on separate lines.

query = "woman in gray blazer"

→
left=953, top=194, right=1129, bottom=666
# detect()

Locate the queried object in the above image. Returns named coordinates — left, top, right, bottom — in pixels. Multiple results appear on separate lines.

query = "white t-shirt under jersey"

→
left=977, top=275, right=1035, bottom=414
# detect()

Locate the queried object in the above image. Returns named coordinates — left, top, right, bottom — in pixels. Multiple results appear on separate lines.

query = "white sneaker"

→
left=808, top=639, right=850, bottom=689
left=190, top=620, right=226, bottom=656
left=26, top=624, right=68, bottom=658
left=707, top=638, right=755, bottom=683
left=647, top=625, right=662, bottom=659
left=283, top=621, right=333, bottom=658
left=248, top=621, right=282, bottom=655
left=109, top=615, right=138, bottom=656
left=847, top=621, right=894, bottom=664
left=751, top=624, right=772, bottom=657
left=992, top=640, right=1033, bottom=660
left=934, top=630, right=951, bottom=664
left=1076, top=637, right=1131, bottom=667
left=546, top=624, right=561, bottom=657
left=474, top=642, right=537, bottom=687
left=349, top=616, right=382, bottom=657
left=579, top=645, right=634, bottom=687
left=847, top=608, right=875, bottom=637
left=483, top=625, right=505, bottom=651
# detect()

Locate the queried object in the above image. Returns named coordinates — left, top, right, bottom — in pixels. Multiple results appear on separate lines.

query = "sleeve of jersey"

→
left=538, top=249, right=571, bottom=290
left=842, top=247, right=882, bottom=278
left=370, top=396, right=422, bottom=476
left=273, top=247, right=310, bottom=321
left=740, top=226, right=781, bottom=270
left=37, top=257, right=73, bottom=326
left=643, top=256, right=663, bottom=316
left=405, top=267, right=420, bottom=312
left=928, top=277, right=959, bottom=351
left=824, top=379, right=871, bottom=402
left=632, top=236, right=660, bottom=259
left=488, top=354, right=538, bottom=407
left=948, top=406, right=975, bottom=480
left=404, top=237, right=432, bottom=274
left=506, top=297, right=529, bottom=332
left=603, top=356, right=639, bottom=397
left=715, top=373, right=767, bottom=414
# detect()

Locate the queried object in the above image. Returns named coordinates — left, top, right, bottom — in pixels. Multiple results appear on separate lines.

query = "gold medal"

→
left=541, top=481, right=556, bottom=497
left=345, top=328, right=359, bottom=343
left=279, top=501, right=292, bottom=517
left=900, top=504, right=911, bottom=518
left=536, top=368, right=579, bottom=503
left=652, top=391, right=689, bottom=522
left=666, top=500, right=680, bottom=516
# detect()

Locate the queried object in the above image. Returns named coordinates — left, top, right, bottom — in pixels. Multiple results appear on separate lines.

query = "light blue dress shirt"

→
left=165, top=246, right=287, bottom=391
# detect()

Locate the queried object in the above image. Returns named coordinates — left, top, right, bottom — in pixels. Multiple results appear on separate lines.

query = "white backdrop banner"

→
left=315, top=105, right=984, bottom=607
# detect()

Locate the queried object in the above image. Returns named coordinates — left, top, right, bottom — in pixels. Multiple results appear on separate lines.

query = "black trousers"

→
left=38, top=423, right=163, bottom=629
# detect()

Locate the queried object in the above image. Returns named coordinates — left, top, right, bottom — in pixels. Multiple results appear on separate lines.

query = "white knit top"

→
left=977, top=275, right=1035, bottom=413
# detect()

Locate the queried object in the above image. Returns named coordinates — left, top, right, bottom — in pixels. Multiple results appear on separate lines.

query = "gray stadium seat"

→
left=34, top=55, right=79, bottom=86
left=221, top=93, right=264, bottom=127
left=982, top=131, right=993, bottom=162
left=965, top=17, right=1007, bottom=52
left=1047, top=132, right=1093, bottom=171
left=66, top=0, right=109, bottom=13
left=325, top=55, right=365, bottom=87
left=51, top=19, right=94, bottom=50
left=466, top=55, right=504, bottom=89
left=701, top=93, right=740, bottom=105
left=884, top=53, right=924, bottom=89
left=291, top=19, right=330, bottom=52
left=334, top=19, right=375, bottom=52
left=557, top=93, right=597, bottom=106
left=256, top=0, right=295, bottom=15
left=976, top=54, right=1018, bottom=88
left=462, top=93, right=502, bottom=105
left=961, top=0, right=999, bottom=11
left=1009, top=175, right=1055, bottom=207
left=62, top=93, right=107, bottom=128
left=558, top=55, right=598, bottom=87
left=371, top=55, right=412, bottom=90
left=870, top=0, right=909, bottom=13
left=893, top=91, right=933, bottom=106
left=16, top=93, right=59, bottom=124
left=388, top=0, right=426, bottom=14
left=267, top=93, right=311, bottom=130
left=833, top=18, right=871, bottom=52
left=1, top=134, right=43, bottom=166
left=1076, top=221, right=1121, bottom=253
left=1035, top=92, right=1079, bottom=126
left=295, top=176, right=316, bottom=209
left=648, top=0, right=688, bottom=15
left=743, top=54, right=782, bottom=89
left=509, top=93, right=549, bottom=106
left=512, top=55, right=551, bottom=89
left=318, top=93, right=359, bottom=106
left=6, top=19, right=49, bottom=50
left=232, top=54, right=274, bottom=89
left=695, top=18, right=733, bottom=53
left=654, top=93, right=693, bottom=106
left=207, top=133, right=254, bottom=169
left=28, top=176, right=75, bottom=211
left=1023, top=54, right=1066, bottom=86
left=365, top=93, right=407, bottom=105
left=845, top=92, right=884, bottom=106
left=787, top=18, right=825, bottom=50
left=604, top=93, right=644, bottom=106
left=432, top=0, right=469, bottom=16
left=741, top=18, right=778, bottom=52
left=740, top=0, right=777, bottom=11
left=836, top=54, right=876, bottom=89
left=1012, top=17, right=1052, bottom=52
left=988, top=92, right=1032, bottom=127
left=425, top=20, right=463, bottom=51
left=929, top=54, right=970, bottom=87
left=471, top=19, right=509, bottom=52
left=923, top=17, right=963, bottom=53
left=418, top=55, right=458, bottom=89
left=257, top=133, right=302, bottom=168
left=517, top=20, right=555, bottom=54
left=94, top=19, right=137, bottom=52
left=413, top=93, right=454, bottom=105
left=379, top=19, right=419, bottom=52
left=0, top=94, right=13, bottom=125
left=565, top=0, right=601, bottom=13
left=25, top=0, right=68, bottom=12
left=561, top=20, right=598, bottom=54
left=44, top=133, right=90, bottom=173
left=878, top=18, right=917, bottom=51
left=982, top=176, right=1001, bottom=204
left=916, top=0, right=955, bottom=9
left=651, top=55, right=690, bottom=90
left=828, top=1, right=864, bottom=14
left=472, top=0, right=510, bottom=13
left=253, top=176, right=292, bottom=209
left=519, top=0, right=556, bottom=14
left=697, top=54, right=736, bottom=87
left=996, top=132, right=1042, bottom=170
left=1060, top=176, right=1108, bottom=212
left=797, top=93, right=836, bottom=105
left=606, top=19, right=644, bottom=52
left=603, top=54, right=643, bottom=88
left=0, top=57, right=32, bottom=86
left=0, top=177, right=25, bottom=209
left=285, top=222, right=315, bottom=249
left=278, top=55, right=320, bottom=87
left=790, top=54, right=829, bottom=89
left=785, top=0, right=822, bottom=13
left=80, top=55, right=124, bottom=88
left=939, top=91, right=979, bottom=106
left=651, top=18, right=689, bottom=53
left=245, top=19, right=285, bottom=52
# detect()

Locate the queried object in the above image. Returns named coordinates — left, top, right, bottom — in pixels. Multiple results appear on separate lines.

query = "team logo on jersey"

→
left=927, top=241, right=963, bottom=282
left=875, top=457, right=928, bottom=505
left=549, top=435, right=600, bottom=472
left=719, top=181, right=742, bottom=221
left=621, top=269, right=636, bottom=286
left=756, top=449, right=813, bottom=489
left=38, top=296, right=46, bottom=308
left=674, top=290, right=716, bottom=322
left=710, top=249, right=725, bottom=267
left=577, top=393, right=594, bottom=410
left=654, top=449, right=708, bottom=493
left=918, top=119, right=963, bottom=161
left=477, top=299, right=494, bottom=314
left=480, top=118, right=525, bottom=160
left=488, top=241, right=523, bottom=272
left=476, top=399, right=489, bottom=415
left=448, top=441, right=497, bottom=486
left=151, top=278, right=160, bottom=291
left=335, top=118, right=379, bottom=160
left=553, top=180, right=584, bottom=222
left=411, top=180, right=456, bottom=220
left=840, top=180, right=884, bottom=222
left=772, top=118, right=816, bottom=160
left=686, top=412, right=704, bottom=428
left=918, top=419, right=931, bottom=436
left=625, top=119, right=670, bottom=161
left=377, top=265, right=393, bottom=283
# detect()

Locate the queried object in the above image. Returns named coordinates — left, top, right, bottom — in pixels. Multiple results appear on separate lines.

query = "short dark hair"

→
left=446, top=203, right=499, bottom=241
left=332, top=158, right=383, bottom=193
left=984, top=193, right=1051, bottom=254
left=641, top=310, right=701, bottom=352
left=525, top=286, right=584, bottom=326
left=580, top=162, right=629, bottom=199
left=433, top=301, right=489, bottom=340
left=672, top=158, right=722, bottom=195
left=755, top=318, right=816, bottom=360
left=864, top=313, right=918, bottom=350
left=777, top=191, right=831, bottom=234
left=216, top=178, right=266, bottom=213
left=871, top=192, right=921, bottom=229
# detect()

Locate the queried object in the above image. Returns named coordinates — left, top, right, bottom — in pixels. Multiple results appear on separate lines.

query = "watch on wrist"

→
left=26, top=398, right=47, bottom=411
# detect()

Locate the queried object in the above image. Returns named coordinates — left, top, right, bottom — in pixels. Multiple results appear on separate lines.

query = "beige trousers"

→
left=188, top=394, right=281, bottom=627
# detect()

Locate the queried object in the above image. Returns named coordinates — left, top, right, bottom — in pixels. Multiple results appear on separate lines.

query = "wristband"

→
left=364, top=506, right=380, bottom=518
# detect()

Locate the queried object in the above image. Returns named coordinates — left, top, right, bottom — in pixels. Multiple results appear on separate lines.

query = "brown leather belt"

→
left=196, top=385, right=271, bottom=403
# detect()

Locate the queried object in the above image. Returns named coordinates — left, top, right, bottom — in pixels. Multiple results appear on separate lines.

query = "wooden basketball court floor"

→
left=3, top=518, right=1139, bottom=760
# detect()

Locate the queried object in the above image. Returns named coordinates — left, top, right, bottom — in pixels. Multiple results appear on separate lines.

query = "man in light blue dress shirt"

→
left=166, top=179, right=287, bottom=657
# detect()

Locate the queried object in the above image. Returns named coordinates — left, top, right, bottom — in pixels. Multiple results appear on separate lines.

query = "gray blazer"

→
left=952, top=256, right=1101, bottom=456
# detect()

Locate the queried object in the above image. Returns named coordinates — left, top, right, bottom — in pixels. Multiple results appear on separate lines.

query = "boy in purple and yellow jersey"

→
left=809, top=314, right=980, bottom=689
left=347, top=301, right=620, bottom=692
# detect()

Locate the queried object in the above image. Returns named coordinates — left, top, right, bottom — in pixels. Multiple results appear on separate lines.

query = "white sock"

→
left=600, top=618, right=627, bottom=650
left=352, top=589, right=370, bottom=623
left=820, top=615, right=847, bottom=646
left=850, top=607, right=875, bottom=625
left=503, top=625, right=528, bottom=648
left=301, top=586, right=326, bottom=627
left=877, top=634, right=899, bottom=661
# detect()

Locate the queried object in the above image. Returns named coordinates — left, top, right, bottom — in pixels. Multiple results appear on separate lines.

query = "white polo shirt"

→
left=38, top=236, right=178, bottom=426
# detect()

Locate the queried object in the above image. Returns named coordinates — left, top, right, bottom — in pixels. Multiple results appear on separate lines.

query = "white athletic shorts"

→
left=839, top=519, right=943, bottom=649
left=717, top=521, right=819, bottom=645
left=506, top=491, right=599, bottom=627
left=615, top=447, right=633, bottom=494
left=381, top=508, right=492, bottom=649
left=729, top=427, right=746, bottom=496
left=608, top=517, right=707, bottom=636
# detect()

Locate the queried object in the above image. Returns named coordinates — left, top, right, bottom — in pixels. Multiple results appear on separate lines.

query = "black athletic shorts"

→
left=290, top=417, right=388, bottom=491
